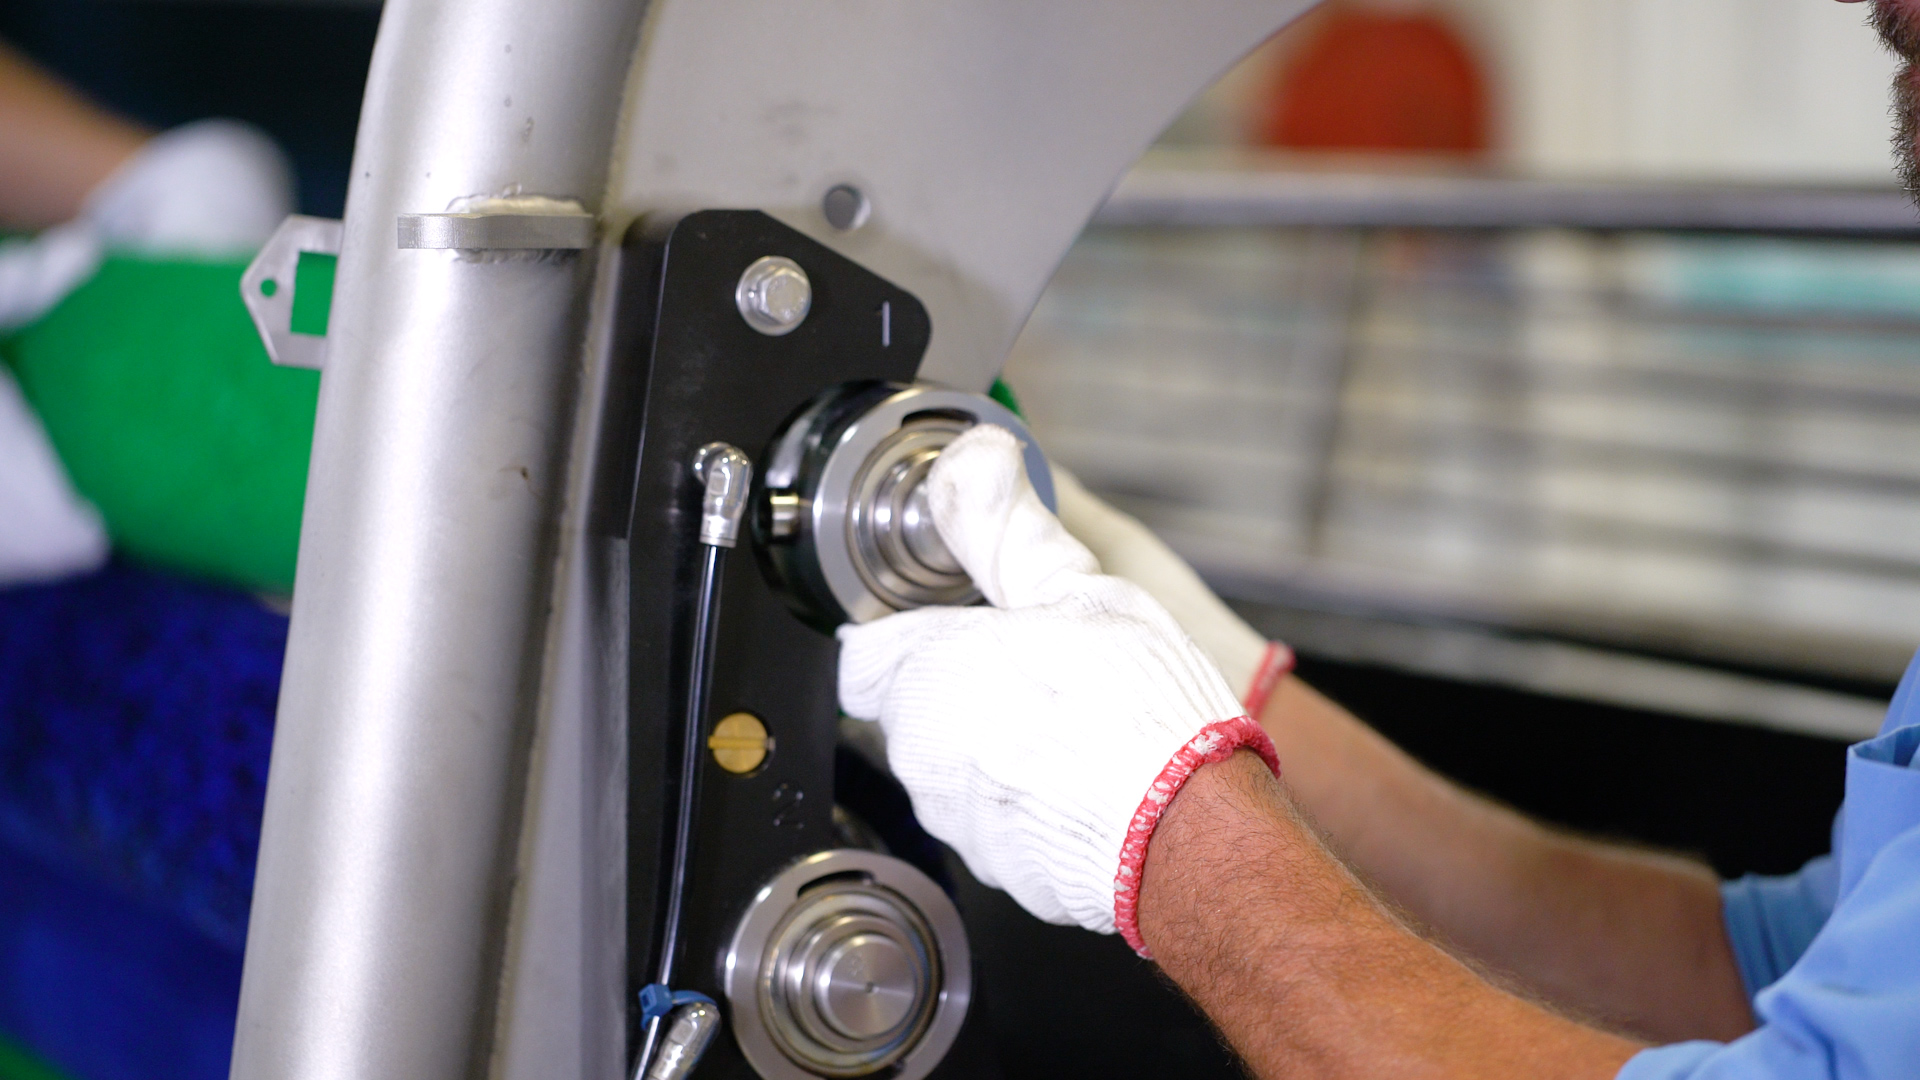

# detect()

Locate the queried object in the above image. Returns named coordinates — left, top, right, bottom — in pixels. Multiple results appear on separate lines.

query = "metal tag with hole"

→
left=240, top=215, right=343, bottom=371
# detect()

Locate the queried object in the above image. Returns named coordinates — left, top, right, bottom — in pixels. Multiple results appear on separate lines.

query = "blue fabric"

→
left=1620, top=649, right=1920, bottom=1080
left=0, top=561, right=283, bottom=950
left=0, top=840, right=243, bottom=1080
left=1720, top=855, right=1839, bottom=999
left=0, top=561, right=284, bottom=1079
left=1838, top=725, right=1920, bottom=899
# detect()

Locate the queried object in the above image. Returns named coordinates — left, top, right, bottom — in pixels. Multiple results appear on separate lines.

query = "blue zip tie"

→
left=639, top=983, right=716, bottom=1023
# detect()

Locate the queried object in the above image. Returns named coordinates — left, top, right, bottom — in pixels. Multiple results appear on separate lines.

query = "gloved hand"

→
left=0, top=119, right=292, bottom=584
left=0, top=221, right=100, bottom=332
left=81, top=118, right=293, bottom=258
left=1052, top=465, right=1293, bottom=717
left=0, top=119, right=292, bottom=333
left=0, top=366, right=107, bottom=584
left=838, top=425, right=1279, bottom=955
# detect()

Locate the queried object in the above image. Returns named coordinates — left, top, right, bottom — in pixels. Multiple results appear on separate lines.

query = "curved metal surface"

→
left=611, top=0, right=1325, bottom=392
left=846, top=416, right=976, bottom=611
left=231, top=2, right=645, bottom=1078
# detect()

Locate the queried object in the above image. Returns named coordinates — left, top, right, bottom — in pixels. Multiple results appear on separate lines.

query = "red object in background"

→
left=1258, top=5, right=1491, bottom=155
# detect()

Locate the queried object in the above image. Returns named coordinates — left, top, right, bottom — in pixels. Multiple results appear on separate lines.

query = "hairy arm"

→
left=0, top=40, right=147, bottom=229
left=1255, top=676, right=1755, bottom=1043
left=1139, top=750, right=1645, bottom=1080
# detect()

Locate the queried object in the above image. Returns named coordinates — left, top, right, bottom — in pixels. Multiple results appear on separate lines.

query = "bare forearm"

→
left=0, top=41, right=147, bottom=229
left=1140, top=751, right=1642, bottom=1079
left=1257, top=677, right=1753, bottom=1042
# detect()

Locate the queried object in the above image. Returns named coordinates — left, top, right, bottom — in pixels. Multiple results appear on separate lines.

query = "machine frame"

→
left=231, top=3, right=1323, bottom=1078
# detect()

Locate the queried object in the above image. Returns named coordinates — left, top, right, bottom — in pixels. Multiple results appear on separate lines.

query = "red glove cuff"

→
left=1112, top=716, right=1281, bottom=958
left=1241, top=640, right=1295, bottom=721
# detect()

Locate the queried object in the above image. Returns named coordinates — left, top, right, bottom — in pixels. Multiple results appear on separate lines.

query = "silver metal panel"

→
left=483, top=235, right=635, bottom=1080
left=609, top=0, right=1326, bottom=393
left=231, top=2, right=644, bottom=1078
left=491, top=530, right=630, bottom=1080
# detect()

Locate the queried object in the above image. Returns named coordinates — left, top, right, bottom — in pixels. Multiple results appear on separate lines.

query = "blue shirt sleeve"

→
left=1720, top=855, right=1838, bottom=999
left=1618, top=820, right=1920, bottom=1080
left=1616, top=716, right=1920, bottom=1080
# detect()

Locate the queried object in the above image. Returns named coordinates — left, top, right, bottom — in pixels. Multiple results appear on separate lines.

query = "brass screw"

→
left=709, top=712, right=771, bottom=774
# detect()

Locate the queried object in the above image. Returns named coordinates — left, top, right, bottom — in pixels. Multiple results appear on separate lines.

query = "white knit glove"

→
left=0, top=222, right=100, bottom=332
left=1052, top=465, right=1293, bottom=717
left=0, top=120, right=292, bottom=583
left=0, top=119, right=293, bottom=334
left=838, top=425, right=1278, bottom=955
left=82, top=118, right=294, bottom=258
left=0, top=366, right=107, bottom=585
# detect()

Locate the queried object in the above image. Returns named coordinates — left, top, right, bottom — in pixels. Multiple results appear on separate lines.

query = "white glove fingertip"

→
left=927, top=424, right=1096, bottom=609
left=0, top=224, right=103, bottom=332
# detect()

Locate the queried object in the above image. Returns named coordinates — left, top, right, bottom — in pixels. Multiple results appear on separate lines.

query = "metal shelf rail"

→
left=1096, top=157, right=1920, bottom=235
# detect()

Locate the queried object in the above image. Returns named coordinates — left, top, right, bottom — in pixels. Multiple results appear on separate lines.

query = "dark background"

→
left=0, top=0, right=380, bottom=218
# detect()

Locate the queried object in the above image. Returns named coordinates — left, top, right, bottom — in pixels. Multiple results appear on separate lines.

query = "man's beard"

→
left=1874, top=3, right=1920, bottom=199
left=1897, top=71, right=1920, bottom=201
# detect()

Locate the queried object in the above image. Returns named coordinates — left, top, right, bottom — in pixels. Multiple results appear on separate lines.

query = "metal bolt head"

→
left=736, top=255, right=812, bottom=336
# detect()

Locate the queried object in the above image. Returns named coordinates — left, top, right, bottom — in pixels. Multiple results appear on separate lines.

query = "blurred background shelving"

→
left=1005, top=0, right=1920, bottom=752
left=1010, top=186, right=1920, bottom=734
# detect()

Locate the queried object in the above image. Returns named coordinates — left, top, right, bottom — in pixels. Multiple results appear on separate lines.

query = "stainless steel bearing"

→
left=723, top=850, right=971, bottom=1080
left=758, top=382, right=1054, bottom=626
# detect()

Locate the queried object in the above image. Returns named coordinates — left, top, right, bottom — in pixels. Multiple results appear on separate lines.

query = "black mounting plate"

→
left=612, top=210, right=997, bottom=1079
